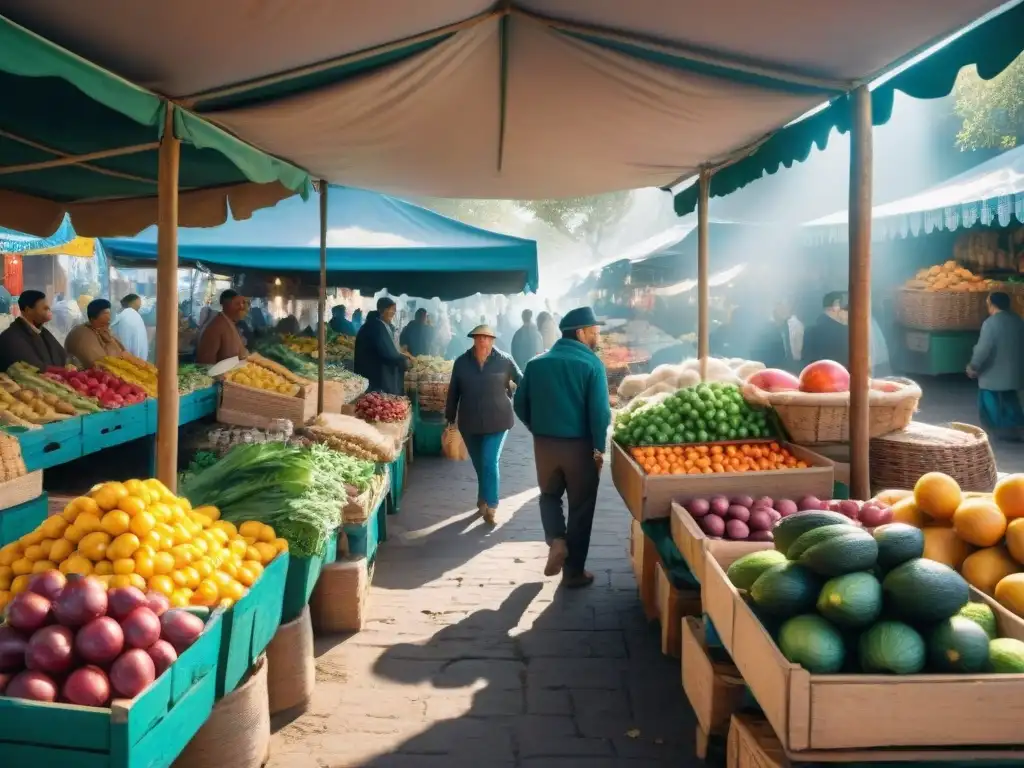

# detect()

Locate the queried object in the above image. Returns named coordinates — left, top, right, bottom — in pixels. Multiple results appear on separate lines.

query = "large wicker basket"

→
left=743, top=378, right=922, bottom=445
left=896, top=287, right=991, bottom=331
left=869, top=421, right=997, bottom=493
left=417, top=380, right=449, bottom=413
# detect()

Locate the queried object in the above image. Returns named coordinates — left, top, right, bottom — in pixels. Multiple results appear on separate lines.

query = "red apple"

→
left=798, top=360, right=850, bottom=394
left=748, top=368, right=800, bottom=393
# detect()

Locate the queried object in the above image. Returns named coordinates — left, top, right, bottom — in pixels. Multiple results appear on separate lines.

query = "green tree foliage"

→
left=953, top=55, right=1024, bottom=150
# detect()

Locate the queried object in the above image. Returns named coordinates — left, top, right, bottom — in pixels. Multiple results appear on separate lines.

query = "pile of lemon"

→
left=0, top=478, right=286, bottom=612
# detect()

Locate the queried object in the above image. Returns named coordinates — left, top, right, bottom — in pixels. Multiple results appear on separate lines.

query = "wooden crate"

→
left=727, top=714, right=787, bottom=768
left=726, top=568, right=1024, bottom=755
left=700, top=549, right=744, bottom=656
left=670, top=502, right=774, bottom=586
left=655, top=562, right=701, bottom=657
left=629, top=519, right=660, bottom=621
left=217, top=381, right=317, bottom=428
left=611, top=441, right=834, bottom=522
left=683, top=616, right=747, bottom=760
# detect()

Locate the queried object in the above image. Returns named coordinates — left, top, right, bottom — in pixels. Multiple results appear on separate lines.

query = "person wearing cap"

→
left=64, top=298, right=127, bottom=368
left=445, top=324, right=522, bottom=524
left=354, top=296, right=412, bottom=395
left=514, top=306, right=611, bottom=588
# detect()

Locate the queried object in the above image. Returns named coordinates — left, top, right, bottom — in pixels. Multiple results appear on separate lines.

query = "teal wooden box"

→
left=413, top=412, right=445, bottom=457
left=281, top=530, right=338, bottom=623
left=18, top=418, right=84, bottom=471
left=0, top=493, right=48, bottom=547
left=146, top=387, right=219, bottom=432
left=82, top=404, right=148, bottom=453
left=386, top=448, right=405, bottom=514
left=218, top=551, right=288, bottom=698
left=0, top=608, right=223, bottom=768
left=343, top=494, right=386, bottom=564
left=896, top=327, right=978, bottom=376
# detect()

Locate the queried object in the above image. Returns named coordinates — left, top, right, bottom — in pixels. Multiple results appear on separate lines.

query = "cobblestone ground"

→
left=268, top=424, right=697, bottom=768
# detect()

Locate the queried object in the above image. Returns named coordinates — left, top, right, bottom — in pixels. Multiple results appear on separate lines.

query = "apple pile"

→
left=0, top=572, right=205, bottom=706
left=682, top=494, right=893, bottom=541
left=45, top=367, right=147, bottom=409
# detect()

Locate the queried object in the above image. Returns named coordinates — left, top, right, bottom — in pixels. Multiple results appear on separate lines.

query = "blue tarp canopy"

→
left=0, top=215, right=75, bottom=253
left=803, top=144, right=1024, bottom=243
left=100, top=186, right=539, bottom=300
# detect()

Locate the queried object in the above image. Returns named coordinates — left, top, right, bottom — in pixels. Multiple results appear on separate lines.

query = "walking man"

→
left=515, top=307, right=611, bottom=588
left=968, top=291, right=1024, bottom=440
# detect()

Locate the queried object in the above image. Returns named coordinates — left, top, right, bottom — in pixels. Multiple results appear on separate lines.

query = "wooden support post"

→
left=697, top=169, right=711, bottom=381
left=317, top=182, right=327, bottom=414
left=848, top=86, right=873, bottom=500
left=156, top=106, right=181, bottom=490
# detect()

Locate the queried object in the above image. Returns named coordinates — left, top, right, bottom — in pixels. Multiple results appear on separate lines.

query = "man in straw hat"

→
left=515, top=306, right=611, bottom=588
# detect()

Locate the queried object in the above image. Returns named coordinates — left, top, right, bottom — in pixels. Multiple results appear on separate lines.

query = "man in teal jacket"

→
left=515, top=306, right=611, bottom=588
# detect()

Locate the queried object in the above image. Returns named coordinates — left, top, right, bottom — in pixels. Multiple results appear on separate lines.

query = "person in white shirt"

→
left=112, top=293, right=149, bottom=360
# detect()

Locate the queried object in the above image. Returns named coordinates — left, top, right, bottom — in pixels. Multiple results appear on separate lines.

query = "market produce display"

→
left=224, top=361, right=301, bottom=396
left=283, top=334, right=353, bottom=360
left=95, top=355, right=158, bottom=398
left=182, top=442, right=356, bottom=557
left=904, top=260, right=994, bottom=293
left=7, top=363, right=103, bottom=414
left=0, top=572, right=210, bottom=704
left=201, top=421, right=303, bottom=457
left=725, top=511, right=1024, bottom=675
left=407, top=356, right=452, bottom=381
left=0, top=478, right=285, bottom=613
left=0, top=368, right=100, bottom=426
left=355, top=392, right=410, bottom=423
left=305, top=412, right=398, bottom=463
left=629, top=442, right=810, bottom=476
left=618, top=357, right=765, bottom=401
left=252, top=341, right=367, bottom=399
left=614, top=382, right=773, bottom=447
left=40, top=366, right=148, bottom=408
left=177, top=364, right=214, bottom=395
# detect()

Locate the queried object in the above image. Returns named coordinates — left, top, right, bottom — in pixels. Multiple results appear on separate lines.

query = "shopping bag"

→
left=441, top=425, right=469, bottom=461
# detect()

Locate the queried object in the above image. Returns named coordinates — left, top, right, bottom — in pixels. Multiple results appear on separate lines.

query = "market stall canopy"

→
left=0, top=15, right=312, bottom=239
left=0, top=1, right=1013, bottom=199
left=0, top=215, right=75, bottom=253
left=803, top=144, right=1024, bottom=243
left=99, top=185, right=539, bottom=301
left=673, top=1, right=1024, bottom=215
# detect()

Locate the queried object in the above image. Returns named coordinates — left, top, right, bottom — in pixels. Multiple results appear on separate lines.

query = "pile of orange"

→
left=629, top=442, right=807, bottom=476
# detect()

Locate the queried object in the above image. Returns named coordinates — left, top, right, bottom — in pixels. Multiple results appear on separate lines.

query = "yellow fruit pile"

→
left=97, top=355, right=158, bottom=397
left=904, top=261, right=992, bottom=293
left=225, top=362, right=300, bottom=397
left=0, top=478, right=286, bottom=613
left=876, top=472, right=1024, bottom=617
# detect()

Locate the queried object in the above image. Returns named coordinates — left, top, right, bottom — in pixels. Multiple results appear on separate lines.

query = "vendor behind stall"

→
left=0, top=290, right=68, bottom=372
left=354, top=297, right=411, bottom=395
left=64, top=299, right=126, bottom=368
left=196, top=289, right=249, bottom=365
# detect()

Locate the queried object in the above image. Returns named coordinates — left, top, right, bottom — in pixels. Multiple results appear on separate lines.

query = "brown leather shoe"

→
left=562, top=571, right=595, bottom=589
left=544, top=538, right=568, bottom=576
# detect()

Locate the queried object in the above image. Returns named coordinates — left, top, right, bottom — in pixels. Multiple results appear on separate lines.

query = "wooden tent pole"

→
left=156, top=106, right=181, bottom=490
left=317, top=182, right=327, bottom=414
left=849, top=85, right=873, bottom=501
left=697, top=169, right=711, bottom=381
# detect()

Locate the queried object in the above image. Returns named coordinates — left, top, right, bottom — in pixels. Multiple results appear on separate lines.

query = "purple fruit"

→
left=725, top=520, right=750, bottom=540
left=749, top=530, right=775, bottom=542
left=798, top=495, right=822, bottom=511
left=753, top=496, right=774, bottom=510
left=776, top=499, right=799, bottom=517
left=686, top=498, right=710, bottom=518
left=838, top=500, right=861, bottom=520
left=767, top=508, right=782, bottom=523
left=699, top=514, right=726, bottom=537
left=730, top=495, right=754, bottom=509
left=726, top=505, right=750, bottom=523
left=709, top=496, right=730, bottom=516
left=748, top=510, right=773, bottom=531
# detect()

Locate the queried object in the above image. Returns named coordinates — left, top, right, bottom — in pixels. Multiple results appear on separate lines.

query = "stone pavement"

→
left=267, top=424, right=700, bottom=767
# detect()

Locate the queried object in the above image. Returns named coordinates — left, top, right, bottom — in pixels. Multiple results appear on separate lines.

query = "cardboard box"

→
left=726, top=573, right=1024, bottom=753
left=611, top=441, right=834, bottom=522
left=682, top=617, right=747, bottom=759
left=670, top=502, right=774, bottom=586
left=654, top=562, right=702, bottom=657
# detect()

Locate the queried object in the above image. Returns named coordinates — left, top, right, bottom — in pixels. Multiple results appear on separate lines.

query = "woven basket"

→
left=310, top=557, right=370, bottom=633
left=743, top=378, right=922, bottom=445
left=267, top=606, right=315, bottom=717
left=173, top=654, right=270, bottom=768
left=0, top=470, right=42, bottom=512
left=870, top=421, right=997, bottom=493
left=417, top=380, right=449, bottom=413
left=896, top=287, right=991, bottom=331
left=0, top=431, right=26, bottom=482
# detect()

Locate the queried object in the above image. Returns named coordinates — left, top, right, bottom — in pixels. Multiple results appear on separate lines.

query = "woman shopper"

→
left=445, top=325, right=522, bottom=524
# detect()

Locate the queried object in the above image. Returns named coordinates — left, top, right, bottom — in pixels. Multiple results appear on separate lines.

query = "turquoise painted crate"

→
left=0, top=493, right=48, bottom=547
left=82, top=404, right=148, bottom=453
left=413, top=412, right=445, bottom=457
left=218, top=551, right=288, bottom=698
left=17, top=418, right=84, bottom=471
left=0, top=608, right=223, bottom=768
left=386, top=448, right=405, bottom=514
left=896, top=328, right=978, bottom=376
left=281, top=530, right=338, bottom=623
left=343, top=494, right=386, bottom=564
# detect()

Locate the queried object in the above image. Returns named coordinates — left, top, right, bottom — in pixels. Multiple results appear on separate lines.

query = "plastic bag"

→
left=442, top=425, right=469, bottom=461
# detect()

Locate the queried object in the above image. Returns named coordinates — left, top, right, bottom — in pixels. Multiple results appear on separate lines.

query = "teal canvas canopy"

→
left=100, top=186, right=539, bottom=301
left=0, top=215, right=74, bottom=253
left=0, top=14, right=311, bottom=239
left=803, top=144, right=1024, bottom=243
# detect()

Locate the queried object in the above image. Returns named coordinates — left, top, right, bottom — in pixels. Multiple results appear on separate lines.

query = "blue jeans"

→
left=462, top=431, right=509, bottom=508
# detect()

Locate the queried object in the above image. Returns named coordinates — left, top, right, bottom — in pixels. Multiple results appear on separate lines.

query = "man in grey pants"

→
left=514, top=307, right=611, bottom=588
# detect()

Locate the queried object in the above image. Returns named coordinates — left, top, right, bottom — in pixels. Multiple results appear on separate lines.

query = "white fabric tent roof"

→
left=0, top=1, right=1011, bottom=199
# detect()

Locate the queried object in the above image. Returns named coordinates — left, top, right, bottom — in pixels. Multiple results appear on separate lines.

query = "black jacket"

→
left=0, top=317, right=68, bottom=372
left=510, top=323, right=544, bottom=370
left=354, top=312, right=409, bottom=395
left=399, top=321, right=435, bottom=357
left=445, top=348, right=522, bottom=435
left=803, top=314, right=849, bottom=368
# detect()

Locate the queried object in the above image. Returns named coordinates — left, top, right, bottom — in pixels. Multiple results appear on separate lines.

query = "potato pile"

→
left=904, top=261, right=992, bottom=293
left=0, top=374, right=76, bottom=424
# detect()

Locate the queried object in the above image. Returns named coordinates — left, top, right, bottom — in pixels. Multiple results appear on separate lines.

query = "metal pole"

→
left=849, top=86, right=873, bottom=500
left=697, top=169, right=711, bottom=381
left=317, top=182, right=327, bottom=414
left=155, top=106, right=181, bottom=489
